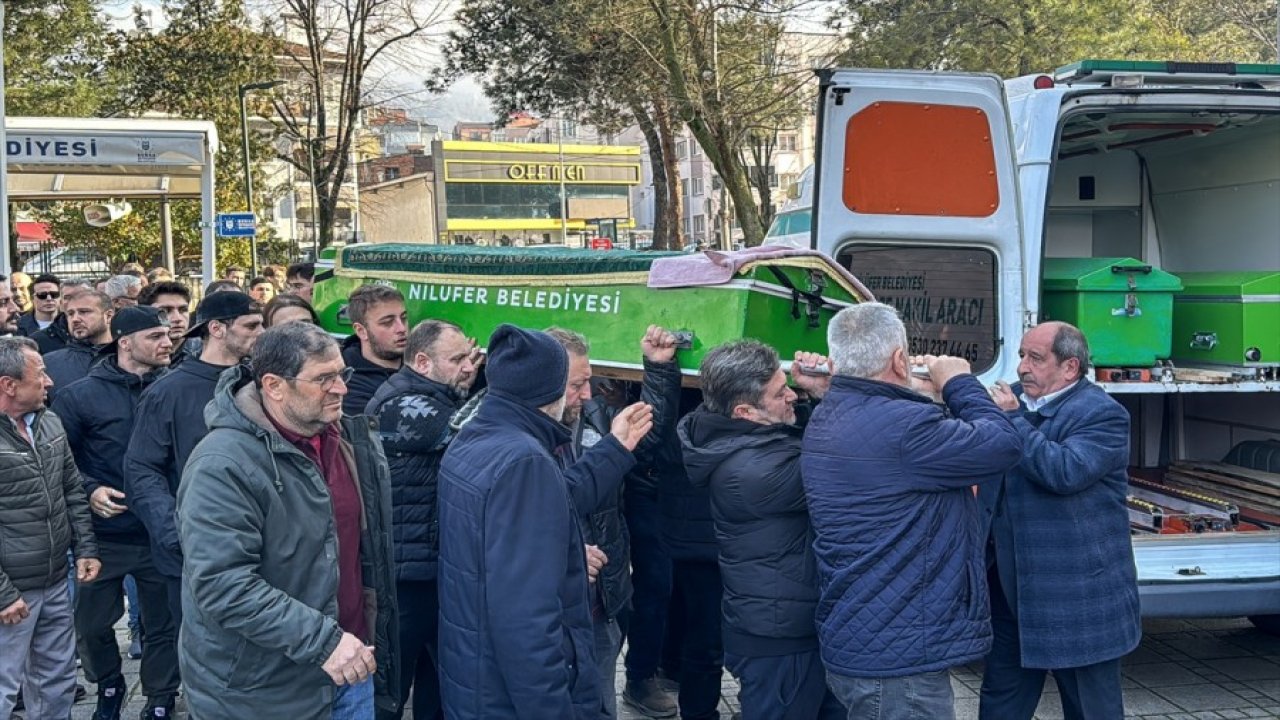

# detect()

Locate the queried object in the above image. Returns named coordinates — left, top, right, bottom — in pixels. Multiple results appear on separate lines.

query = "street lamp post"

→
left=239, top=80, right=284, bottom=276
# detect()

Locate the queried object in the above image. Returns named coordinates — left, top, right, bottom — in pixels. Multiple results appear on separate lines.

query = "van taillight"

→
left=1033, top=75, right=1055, bottom=89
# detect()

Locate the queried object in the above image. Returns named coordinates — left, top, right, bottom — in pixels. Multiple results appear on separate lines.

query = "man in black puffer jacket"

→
left=547, top=325, right=681, bottom=719
left=53, top=307, right=180, bottom=720
left=366, top=319, right=481, bottom=720
left=680, top=340, right=845, bottom=719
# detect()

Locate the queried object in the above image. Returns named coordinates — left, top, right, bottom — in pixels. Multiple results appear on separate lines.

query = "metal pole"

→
left=307, top=137, right=319, bottom=258
left=558, top=117, right=569, bottom=246
left=238, top=86, right=258, bottom=277
left=0, top=1, right=12, bottom=279
left=160, top=196, right=174, bottom=272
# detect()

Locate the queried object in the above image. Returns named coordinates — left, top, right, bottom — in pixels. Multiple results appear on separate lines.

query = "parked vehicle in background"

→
left=810, top=60, right=1280, bottom=629
left=23, top=247, right=111, bottom=279
left=762, top=165, right=813, bottom=249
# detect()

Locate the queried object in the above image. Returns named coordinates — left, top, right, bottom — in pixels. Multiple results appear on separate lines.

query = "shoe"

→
left=128, top=627, right=143, bottom=660
left=75, top=684, right=87, bottom=703
left=141, top=701, right=176, bottom=719
left=13, top=689, right=21, bottom=712
left=622, top=677, right=678, bottom=718
left=92, top=682, right=127, bottom=720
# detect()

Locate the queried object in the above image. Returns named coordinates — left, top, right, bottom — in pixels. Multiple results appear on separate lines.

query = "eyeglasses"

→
left=285, top=366, right=355, bottom=392
left=35, top=291, right=60, bottom=300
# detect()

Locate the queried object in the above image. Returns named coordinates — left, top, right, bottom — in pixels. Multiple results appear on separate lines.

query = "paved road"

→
left=27, top=617, right=1280, bottom=719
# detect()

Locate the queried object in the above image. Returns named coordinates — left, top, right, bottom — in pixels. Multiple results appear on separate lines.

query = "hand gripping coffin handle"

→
left=1111, top=293, right=1143, bottom=317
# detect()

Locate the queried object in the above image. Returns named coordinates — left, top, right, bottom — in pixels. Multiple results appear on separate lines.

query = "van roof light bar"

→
left=1055, top=60, right=1280, bottom=87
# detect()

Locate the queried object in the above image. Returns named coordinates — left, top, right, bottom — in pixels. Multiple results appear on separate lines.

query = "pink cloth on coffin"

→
left=646, top=246, right=874, bottom=301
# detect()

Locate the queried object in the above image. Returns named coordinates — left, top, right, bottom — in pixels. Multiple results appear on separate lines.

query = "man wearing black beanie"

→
left=437, top=324, right=652, bottom=719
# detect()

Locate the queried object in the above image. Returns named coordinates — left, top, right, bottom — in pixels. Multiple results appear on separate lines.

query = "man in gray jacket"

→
left=0, top=336, right=100, bottom=718
left=178, top=322, right=399, bottom=719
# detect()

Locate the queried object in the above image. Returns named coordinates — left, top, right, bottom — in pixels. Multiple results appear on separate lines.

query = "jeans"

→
left=333, top=677, right=375, bottom=720
left=826, top=669, right=955, bottom=720
left=978, top=568, right=1125, bottom=720
left=379, top=580, right=442, bottom=720
left=670, top=559, right=723, bottom=720
left=124, top=574, right=141, bottom=634
left=623, top=489, right=672, bottom=683
left=594, top=617, right=624, bottom=718
left=74, top=541, right=179, bottom=701
left=725, top=649, right=845, bottom=720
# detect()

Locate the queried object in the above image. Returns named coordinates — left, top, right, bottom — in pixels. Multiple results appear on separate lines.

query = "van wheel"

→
left=1249, top=615, right=1280, bottom=636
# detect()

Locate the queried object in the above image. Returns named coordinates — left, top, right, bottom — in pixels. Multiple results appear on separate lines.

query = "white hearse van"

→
left=808, top=60, right=1280, bottom=628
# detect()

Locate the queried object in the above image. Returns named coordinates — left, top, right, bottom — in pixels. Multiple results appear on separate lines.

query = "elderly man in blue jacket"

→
left=978, top=322, right=1140, bottom=720
left=437, top=324, right=652, bottom=719
left=801, top=302, right=1023, bottom=720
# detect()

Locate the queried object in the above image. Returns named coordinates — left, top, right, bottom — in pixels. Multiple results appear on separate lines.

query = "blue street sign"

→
left=216, top=212, right=257, bottom=238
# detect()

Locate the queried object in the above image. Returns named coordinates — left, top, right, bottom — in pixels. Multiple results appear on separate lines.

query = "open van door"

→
left=812, top=69, right=1026, bottom=381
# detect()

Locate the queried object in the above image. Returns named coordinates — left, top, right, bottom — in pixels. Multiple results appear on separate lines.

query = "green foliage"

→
left=2, top=0, right=116, bottom=117
left=834, top=0, right=1274, bottom=75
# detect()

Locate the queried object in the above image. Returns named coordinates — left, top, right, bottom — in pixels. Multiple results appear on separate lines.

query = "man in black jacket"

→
left=16, top=273, right=61, bottom=337
left=366, top=319, right=480, bottom=720
left=342, top=284, right=407, bottom=415
left=53, top=306, right=180, bottom=720
left=44, top=289, right=113, bottom=400
left=546, top=325, right=680, bottom=719
left=138, top=281, right=198, bottom=366
left=0, top=279, right=20, bottom=336
left=124, top=291, right=264, bottom=622
left=0, top=337, right=100, bottom=719
left=680, top=340, right=844, bottom=719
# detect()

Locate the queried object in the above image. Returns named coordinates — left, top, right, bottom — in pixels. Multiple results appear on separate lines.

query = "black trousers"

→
left=670, top=559, right=723, bottom=720
left=377, top=580, right=443, bottom=720
left=623, top=490, right=673, bottom=683
left=978, top=567, right=1125, bottom=720
left=74, top=541, right=179, bottom=702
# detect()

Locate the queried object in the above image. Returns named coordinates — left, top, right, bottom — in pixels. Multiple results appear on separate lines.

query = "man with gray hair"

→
left=178, top=322, right=399, bottom=718
left=978, top=322, right=1139, bottom=719
left=801, top=302, right=1022, bottom=720
left=104, top=274, right=143, bottom=310
left=679, top=339, right=844, bottom=718
left=0, top=336, right=100, bottom=718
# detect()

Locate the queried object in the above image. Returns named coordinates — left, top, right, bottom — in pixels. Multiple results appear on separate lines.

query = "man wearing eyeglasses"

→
left=177, top=322, right=399, bottom=720
left=16, top=274, right=60, bottom=337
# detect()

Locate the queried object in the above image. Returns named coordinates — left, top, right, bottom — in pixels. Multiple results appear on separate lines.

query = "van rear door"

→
left=812, top=69, right=1026, bottom=380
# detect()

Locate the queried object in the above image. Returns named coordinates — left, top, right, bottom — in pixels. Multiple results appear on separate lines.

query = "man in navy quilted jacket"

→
left=978, top=322, right=1140, bottom=720
left=801, top=303, right=1023, bottom=720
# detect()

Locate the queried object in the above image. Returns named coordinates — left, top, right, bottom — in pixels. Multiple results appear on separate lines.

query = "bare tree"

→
left=257, top=0, right=447, bottom=248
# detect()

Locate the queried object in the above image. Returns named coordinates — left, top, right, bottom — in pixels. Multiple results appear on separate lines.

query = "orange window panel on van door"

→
left=843, top=101, right=999, bottom=217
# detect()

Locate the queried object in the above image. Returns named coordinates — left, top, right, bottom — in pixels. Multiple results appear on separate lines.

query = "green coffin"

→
left=1172, top=271, right=1280, bottom=367
left=1040, top=258, right=1183, bottom=367
left=315, top=244, right=870, bottom=376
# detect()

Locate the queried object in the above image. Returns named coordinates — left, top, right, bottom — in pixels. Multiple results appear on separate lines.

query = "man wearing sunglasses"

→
left=16, top=274, right=60, bottom=338
left=177, top=322, right=398, bottom=720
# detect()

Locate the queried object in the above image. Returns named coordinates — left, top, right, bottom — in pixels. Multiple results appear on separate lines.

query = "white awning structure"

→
left=3, top=117, right=220, bottom=286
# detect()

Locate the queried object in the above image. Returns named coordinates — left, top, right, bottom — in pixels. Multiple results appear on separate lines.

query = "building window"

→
left=681, top=180, right=689, bottom=198
left=779, top=173, right=798, bottom=193
left=778, top=133, right=797, bottom=153
left=676, top=141, right=687, bottom=160
left=691, top=177, right=704, bottom=196
left=383, top=167, right=400, bottom=181
left=445, top=182, right=629, bottom=220
left=690, top=141, right=700, bottom=157
left=749, top=166, right=779, bottom=188
left=693, top=215, right=706, bottom=234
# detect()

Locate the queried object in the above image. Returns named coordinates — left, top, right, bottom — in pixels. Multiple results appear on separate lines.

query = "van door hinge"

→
left=832, top=87, right=850, bottom=106
left=1024, top=310, right=1039, bottom=329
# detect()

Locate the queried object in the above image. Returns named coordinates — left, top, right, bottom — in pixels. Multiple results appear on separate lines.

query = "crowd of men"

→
left=0, top=258, right=1141, bottom=720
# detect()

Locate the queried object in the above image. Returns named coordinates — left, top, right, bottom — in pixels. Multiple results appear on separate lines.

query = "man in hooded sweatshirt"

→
left=679, top=340, right=844, bottom=719
left=436, top=324, right=651, bottom=719
left=53, top=306, right=179, bottom=720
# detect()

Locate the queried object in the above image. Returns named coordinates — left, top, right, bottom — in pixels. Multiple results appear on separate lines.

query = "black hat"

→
left=485, top=324, right=568, bottom=408
left=186, top=291, right=261, bottom=337
left=103, top=306, right=169, bottom=355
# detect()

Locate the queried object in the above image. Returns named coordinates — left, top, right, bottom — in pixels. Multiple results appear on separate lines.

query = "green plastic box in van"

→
left=1041, top=258, right=1183, bottom=367
left=1172, top=271, right=1280, bottom=367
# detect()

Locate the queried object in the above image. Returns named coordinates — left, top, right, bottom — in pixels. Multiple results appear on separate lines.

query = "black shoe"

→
left=127, top=626, right=143, bottom=660
left=141, top=700, right=176, bottom=719
left=75, top=684, right=87, bottom=703
left=13, top=689, right=21, bottom=712
left=92, top=682, right=127, bottom=720
left=622, top=677, right=678, bottom=718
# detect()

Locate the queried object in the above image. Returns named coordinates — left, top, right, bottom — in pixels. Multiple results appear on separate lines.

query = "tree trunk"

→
left=653, top=97, right=684, bottom=250
left=631, top=101, right=671, bottom=251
